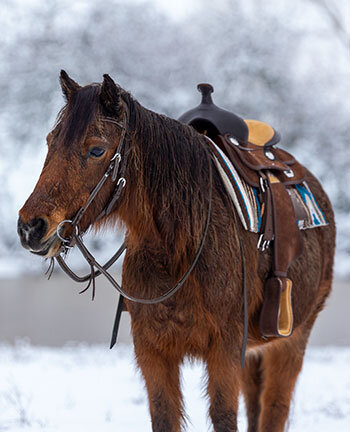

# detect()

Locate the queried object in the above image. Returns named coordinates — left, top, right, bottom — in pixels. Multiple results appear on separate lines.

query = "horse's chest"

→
left=127, top=297, right=213, bottom=355
left=130, top=297, right=201, bottom=330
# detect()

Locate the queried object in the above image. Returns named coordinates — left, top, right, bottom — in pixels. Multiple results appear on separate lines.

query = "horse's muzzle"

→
left=17, top=216, right=49, bottom=253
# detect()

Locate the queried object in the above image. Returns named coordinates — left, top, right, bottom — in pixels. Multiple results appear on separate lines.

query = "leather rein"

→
left=52, top=107, right=214, bottom=348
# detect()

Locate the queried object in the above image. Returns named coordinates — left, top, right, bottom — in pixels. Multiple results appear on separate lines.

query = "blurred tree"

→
left=308, top=0, right=350, bottom=49
left=0, top=0, right=349, bottom=274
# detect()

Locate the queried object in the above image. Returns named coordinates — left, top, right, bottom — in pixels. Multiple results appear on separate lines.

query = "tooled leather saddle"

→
left=179, top=83, right=306, bottom=338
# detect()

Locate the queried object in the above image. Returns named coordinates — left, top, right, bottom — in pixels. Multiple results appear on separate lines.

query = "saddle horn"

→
left=178, top=83, right=248, bottom=142
left=197, top=83, right=214, bottom=104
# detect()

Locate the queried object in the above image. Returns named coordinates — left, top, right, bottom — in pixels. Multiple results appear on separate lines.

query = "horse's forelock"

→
left=58, top=84, right=101, bottom=147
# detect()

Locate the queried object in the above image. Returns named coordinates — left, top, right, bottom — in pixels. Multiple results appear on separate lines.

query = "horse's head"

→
left=18, top=71, right=127, bottom=257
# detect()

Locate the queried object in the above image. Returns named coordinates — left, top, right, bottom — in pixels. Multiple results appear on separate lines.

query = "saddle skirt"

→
left=209, top=138, right=327, bottom=234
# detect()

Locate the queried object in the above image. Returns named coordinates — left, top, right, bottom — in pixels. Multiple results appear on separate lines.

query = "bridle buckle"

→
left=117, top=177, right=126, bottom=188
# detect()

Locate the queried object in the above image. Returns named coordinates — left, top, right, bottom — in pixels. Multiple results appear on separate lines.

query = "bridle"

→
left=51, top=105, right=214, bottom=349
left=54, top=110, right=130, bottom=299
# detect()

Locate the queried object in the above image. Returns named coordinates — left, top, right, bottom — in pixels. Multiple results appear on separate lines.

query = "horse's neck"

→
left=118, top=109, right=208, bottom=253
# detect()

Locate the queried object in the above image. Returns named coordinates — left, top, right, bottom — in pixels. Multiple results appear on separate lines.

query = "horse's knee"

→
left=134, top=345, right=183, bottom=432
left=258, top=340, right=305, bottom=432
left=241, top=352, right=263, bottom=431
left=209, top=390, right=238, bottom=431
left=150, top=390, right=180, bottom=432
left=205, top=345, right=240, bottom=431
left=258, top=400, right=291, bottom=432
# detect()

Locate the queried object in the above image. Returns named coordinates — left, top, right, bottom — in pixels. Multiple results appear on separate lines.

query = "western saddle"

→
left=179, top=83, right=306, bottom=338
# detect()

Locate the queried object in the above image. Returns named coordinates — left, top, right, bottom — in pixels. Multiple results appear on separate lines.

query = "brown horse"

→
left=18, top=71, right=335, bottom=432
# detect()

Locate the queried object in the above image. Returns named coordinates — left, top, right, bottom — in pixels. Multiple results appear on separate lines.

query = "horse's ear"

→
left=59, top=70, right=80, bottom=101
left=100, top=74, right=122, bottom=116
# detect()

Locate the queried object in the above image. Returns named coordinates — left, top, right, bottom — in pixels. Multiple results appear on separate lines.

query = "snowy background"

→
left=0, top=0, right=349, bottom=430
left=0, top=0, right=349, bottom=278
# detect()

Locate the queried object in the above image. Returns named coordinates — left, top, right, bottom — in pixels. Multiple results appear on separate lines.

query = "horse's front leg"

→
left=206, top=343, right=240, bottom=432
left=134, top=340, right=183, bottom=432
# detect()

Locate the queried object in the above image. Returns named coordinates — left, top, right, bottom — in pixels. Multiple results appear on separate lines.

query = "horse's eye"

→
left=89, top=147, right=105, bottom=158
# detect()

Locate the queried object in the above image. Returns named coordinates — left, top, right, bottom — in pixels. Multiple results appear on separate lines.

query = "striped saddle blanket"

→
left=213, top=143, right=327, bottom=233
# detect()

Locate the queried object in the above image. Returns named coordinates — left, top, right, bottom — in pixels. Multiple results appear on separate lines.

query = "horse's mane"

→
left=121, top=92, right=213, bottom=253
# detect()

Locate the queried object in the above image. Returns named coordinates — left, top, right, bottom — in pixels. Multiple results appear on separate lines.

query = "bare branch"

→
left=309, top=0, right=349, bottom=50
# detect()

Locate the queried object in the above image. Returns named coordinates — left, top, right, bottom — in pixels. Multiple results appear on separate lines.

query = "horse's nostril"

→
left=30, top=218, right=46, bottom=232
left=29, top=218, right=48, bottom=240
left=17, top=216, right=48, bottom=248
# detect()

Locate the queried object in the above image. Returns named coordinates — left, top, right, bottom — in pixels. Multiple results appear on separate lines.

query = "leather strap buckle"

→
left=257, top=234, right=271, bottom=251
left=259, top=176, right=267, bottom=193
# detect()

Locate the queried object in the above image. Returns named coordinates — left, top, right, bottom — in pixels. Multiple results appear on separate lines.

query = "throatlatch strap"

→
left=110, top=295, right=125, bottom=349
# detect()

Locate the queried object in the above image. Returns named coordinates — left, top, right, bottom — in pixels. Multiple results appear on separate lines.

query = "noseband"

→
left=52, top=107, right=213, bottom=348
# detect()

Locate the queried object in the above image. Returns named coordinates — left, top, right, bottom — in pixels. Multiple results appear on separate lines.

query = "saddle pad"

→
left=212, top=142, right=327, bottom=233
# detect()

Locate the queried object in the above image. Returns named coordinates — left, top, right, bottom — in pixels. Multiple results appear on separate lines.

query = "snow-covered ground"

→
left=0, top=343, right=349, bottom=431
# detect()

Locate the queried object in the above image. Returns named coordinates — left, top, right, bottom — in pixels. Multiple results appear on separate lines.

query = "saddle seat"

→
left=179, top=83, right=307, bottom=340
